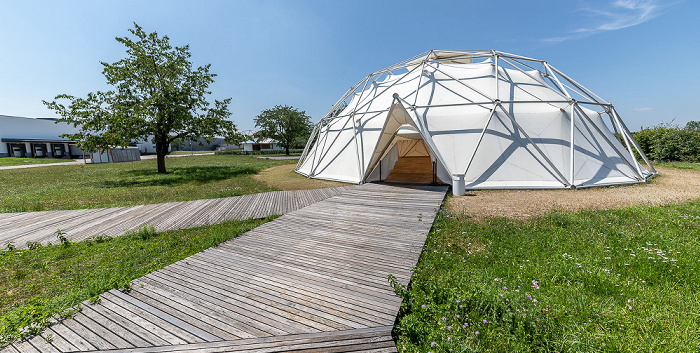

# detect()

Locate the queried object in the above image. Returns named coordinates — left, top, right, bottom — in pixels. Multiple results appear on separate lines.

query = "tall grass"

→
left=394, top=201, right=700, bottom=352
left=0, top=155, right=295, bottom=213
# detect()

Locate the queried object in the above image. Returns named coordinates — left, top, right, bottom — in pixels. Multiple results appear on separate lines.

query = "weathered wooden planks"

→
left=0, top=187, right=352, bottom=249
left=2, top=183, right=447, bottom=352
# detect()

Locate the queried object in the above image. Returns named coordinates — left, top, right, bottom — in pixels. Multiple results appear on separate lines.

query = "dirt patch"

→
left=254, top=164, right=350, bottom=191
left=447, top=167, right=700, bottom=219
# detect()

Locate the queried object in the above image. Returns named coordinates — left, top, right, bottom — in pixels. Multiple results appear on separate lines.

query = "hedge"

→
left=634, top=121, right=700, bottom=162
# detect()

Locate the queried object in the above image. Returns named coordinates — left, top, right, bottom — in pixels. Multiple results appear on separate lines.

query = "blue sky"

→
left=0, top=0, right=697, bottom=131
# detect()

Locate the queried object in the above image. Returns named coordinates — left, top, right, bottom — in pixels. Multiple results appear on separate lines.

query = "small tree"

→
left=254, top=105, right=312, bottom=155
left=44, top=23, right=241, bottom=173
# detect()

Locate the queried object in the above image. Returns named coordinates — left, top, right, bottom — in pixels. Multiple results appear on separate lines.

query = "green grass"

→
left=656, top=161, right=700, bottom=171
left=0, top=154, right=296, bottom=213
left=0, top=158, right=74, bottom=167
left=393, top=200, right=700, bottom=352
left=0, top=217, right=272, bottom=345
left=168, top=150, right=214, bottom=155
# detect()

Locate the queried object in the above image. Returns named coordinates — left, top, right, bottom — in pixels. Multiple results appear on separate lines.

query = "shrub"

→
left=634, top=121, right=700, bottom=162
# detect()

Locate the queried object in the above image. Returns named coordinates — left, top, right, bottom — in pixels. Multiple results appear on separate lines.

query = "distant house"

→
left=241, top=138, right=283, bottom=152
left=239, top=130, right=283, bottom=152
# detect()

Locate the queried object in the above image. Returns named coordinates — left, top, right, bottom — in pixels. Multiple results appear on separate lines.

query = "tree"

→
left=254, top=105, right=313, bottom=155
left=44, top=23, right=241, bottom=173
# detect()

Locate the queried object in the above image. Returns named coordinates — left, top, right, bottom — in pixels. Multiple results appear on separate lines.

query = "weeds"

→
left=394, top=201, right=700, bottom=352
left=126, top=224, right=157, bottom=240
left=55, top=229, right=70, bottom=247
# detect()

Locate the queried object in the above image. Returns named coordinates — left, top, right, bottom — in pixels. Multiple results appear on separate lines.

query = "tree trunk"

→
left=285, top=145, right=290, bottom=156
left=156, top=135, right=168, bottom=174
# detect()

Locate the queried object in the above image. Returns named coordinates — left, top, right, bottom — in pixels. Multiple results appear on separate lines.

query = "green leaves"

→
left=254, top=105, right=313, bottom=155
left=634, top=121, right=700, bottom=163
left=43, top=22, right=240, bottom=173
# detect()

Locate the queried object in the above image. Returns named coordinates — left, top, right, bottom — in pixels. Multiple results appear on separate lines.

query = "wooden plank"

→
left=80, top=304, right=152, bottom=347
left=79, top=326, right=394, bottom=353
left=40, top=327, right=77, bottom=352
left=47, top=322, right=97, bottom=351
left=177, top=256, right=391, bottom=326
left=61, top=317, right=115, bottom=350
left=107, top=290, right=215, bottom=343
left=169, top=261, right=369, bottom=329
left=85, top=301, right=170, bottom=346
left=98, top=294, right=190, bottom=345
left=143, top=272, right=292, bottom=336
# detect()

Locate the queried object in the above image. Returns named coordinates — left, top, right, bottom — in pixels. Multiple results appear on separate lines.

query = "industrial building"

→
left=0, top=115, right=157, bottom=158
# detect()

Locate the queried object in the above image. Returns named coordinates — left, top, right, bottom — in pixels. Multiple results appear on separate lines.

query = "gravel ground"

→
left=447, top=166, right=700, bottom=219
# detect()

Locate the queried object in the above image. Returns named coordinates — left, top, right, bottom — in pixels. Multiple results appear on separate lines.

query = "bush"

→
left=634, top=121, right=700, bottom=162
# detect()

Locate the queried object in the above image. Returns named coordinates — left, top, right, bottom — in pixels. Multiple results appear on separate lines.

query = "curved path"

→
left=2, top=183, right=448, bottom=352
left=0, top=187, right=352, bottom=249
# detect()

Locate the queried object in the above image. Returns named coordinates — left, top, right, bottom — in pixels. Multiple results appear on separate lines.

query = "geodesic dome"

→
left=296, top=50, right=656, bottom=193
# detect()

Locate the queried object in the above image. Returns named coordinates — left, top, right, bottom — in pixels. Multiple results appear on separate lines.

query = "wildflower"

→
left=531, top=280, right=539, bottom=289
left=442, top=317, right=446, bottom=321
left=456, top=314, right=460, bottom=318
left=421, top=304, right=426, bottom=308
left=527, top=294, right=532, bottom=300
left=475, top=331, right=480, bottom=335
left=482, top=319, right=488, bottom=324
left=502, top=286, right=507, bottom=290
left=456, top=299, right=460, bottom=303
left=448, top=337, right=451, bottom=341
left=494, top=277, right=501, bottom=282
left=431, top=342, right=436, bottom=347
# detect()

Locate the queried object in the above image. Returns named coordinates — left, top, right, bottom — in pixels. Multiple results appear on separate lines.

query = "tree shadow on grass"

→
left=97, top=166, right=260, bottom=188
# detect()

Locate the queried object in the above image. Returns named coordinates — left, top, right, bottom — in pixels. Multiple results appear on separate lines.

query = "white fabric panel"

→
left=296, top=118, right=362, bottom=183
left=463, top=112, right=565, bottom=188
left=418, top=105, right=494, bottom=177
left=571, top=108, right=639, bottom=186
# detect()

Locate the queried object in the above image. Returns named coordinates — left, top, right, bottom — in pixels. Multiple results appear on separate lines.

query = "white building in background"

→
left=239, top=130, right=284, bottom=152
left=0, top=115, right=82, bottom=158
left=0, top=115, right=158, bottom=158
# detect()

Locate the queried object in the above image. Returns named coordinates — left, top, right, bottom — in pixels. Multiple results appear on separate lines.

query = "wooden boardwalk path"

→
left=1, top=183, right=447, bottom=352
left=0, top=187, right=352, bottom=249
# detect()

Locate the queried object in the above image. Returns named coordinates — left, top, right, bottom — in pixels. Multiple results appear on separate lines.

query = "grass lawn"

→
left=0, top=217, right=272, bottom=345
left=0, top=158, right=74, bottom=167
left=0, top=154, right=296, bottom=213
left=393, top=200, right=700, bottom=352
left=656, top=161, right=700, bottom=171
left=168, top=150, right=214, bottom=155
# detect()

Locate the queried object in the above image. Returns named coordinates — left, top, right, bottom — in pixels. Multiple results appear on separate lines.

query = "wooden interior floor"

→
left=2, top=183, right=448, bottom=353
left=384, top=156, right=442, bottom=184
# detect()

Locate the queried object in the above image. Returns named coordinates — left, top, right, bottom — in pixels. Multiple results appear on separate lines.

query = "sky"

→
left=1, top=0, right=698, bottom=131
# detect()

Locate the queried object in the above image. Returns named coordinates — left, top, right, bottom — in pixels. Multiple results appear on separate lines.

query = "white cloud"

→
left=544, top=0, right=663, bottom=44
left=635, top=107, right=653, bottom=111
